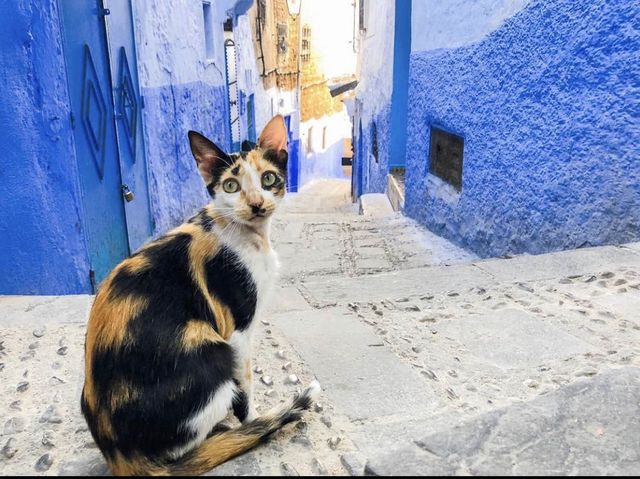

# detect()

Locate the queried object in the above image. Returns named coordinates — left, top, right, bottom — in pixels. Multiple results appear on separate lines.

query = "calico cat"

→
left=81, top=115, right=320, bottom=476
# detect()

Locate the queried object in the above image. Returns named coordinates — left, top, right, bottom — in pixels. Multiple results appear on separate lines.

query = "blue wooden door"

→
left=59, top=0, right=130, bottom=288
left=283, top=115, right=299, bottom=192
left=104, top=0, right=153, bottom=252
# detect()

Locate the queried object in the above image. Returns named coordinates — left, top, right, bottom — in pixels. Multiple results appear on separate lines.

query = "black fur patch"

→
left=232, top=387, right=249, bottom=423
left=204, top=247, right=257, bottom=331
left=263, top=149, right=288, bottom=176
left=187, top=209, right=215, bottom=232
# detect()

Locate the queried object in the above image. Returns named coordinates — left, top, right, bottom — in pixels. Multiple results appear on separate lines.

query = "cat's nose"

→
left=250, top=202, right=266, bottom=215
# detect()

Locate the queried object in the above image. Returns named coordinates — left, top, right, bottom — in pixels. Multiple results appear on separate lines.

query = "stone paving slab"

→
left=273, top=309, right=442, bottom=421
left=300, top=264, right=493, bottom=305
left=435, top=309, right=599, bottom=369
left=474, top=245, right=640, bottom=283
left=264, top=287, right=312, bottom=315
left=365, top=368, right=640, bottom=476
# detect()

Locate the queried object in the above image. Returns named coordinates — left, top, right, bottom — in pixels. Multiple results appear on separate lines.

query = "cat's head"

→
left=188, top=115, right=288, bottom=226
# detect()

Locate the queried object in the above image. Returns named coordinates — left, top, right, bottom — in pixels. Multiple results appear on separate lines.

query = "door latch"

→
left=121, top=184, right=134, bottom=202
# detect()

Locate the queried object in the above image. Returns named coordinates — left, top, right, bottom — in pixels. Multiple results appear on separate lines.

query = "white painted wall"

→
left=299, top=106, right=351, bottom=185
left=355, top=0, right=395, bottom=120
left=411, top=0, right=530, bottom=52
left=133, top=0, right=237, bottom=88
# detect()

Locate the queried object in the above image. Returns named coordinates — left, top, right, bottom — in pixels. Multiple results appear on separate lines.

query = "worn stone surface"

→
left=435, top=309, right=597, bottom=369
left=206, top=451, right=261, bottom=476
left=274, top=309, right=442, bottom=420
left=366, top=368, right=640, bottom=476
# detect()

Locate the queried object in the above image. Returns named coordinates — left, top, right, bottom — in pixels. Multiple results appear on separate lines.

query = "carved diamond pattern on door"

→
left=80, top=44, right=107, bottom=179
left=117, top=47, right=138, bottom=162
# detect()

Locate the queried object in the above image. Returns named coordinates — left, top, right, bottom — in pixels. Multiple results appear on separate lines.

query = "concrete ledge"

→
left=359, top=193, right=394, bottom=217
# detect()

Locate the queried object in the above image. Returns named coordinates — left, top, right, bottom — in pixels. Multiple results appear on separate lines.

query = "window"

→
left=277, top=23, right=288, bottom=56
left=202, top=2, right=215, bottom=60
left=301, top=25, right=311, bottom=64
left=307, top=126, right=314, bottom=153
left=358, top=0, right=367, bottom=32
left=322, top=126, right=328, bottom=150
left=429, top=127, right=464, bottom=191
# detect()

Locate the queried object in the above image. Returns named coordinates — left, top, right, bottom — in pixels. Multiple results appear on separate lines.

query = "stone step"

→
left=359, top=194, right=395, bottom=218
left=300, top=243, right=640, bottom=305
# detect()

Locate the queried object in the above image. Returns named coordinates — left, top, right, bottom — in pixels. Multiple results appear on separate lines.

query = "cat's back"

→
left=82, top=220, right=238, bottom=463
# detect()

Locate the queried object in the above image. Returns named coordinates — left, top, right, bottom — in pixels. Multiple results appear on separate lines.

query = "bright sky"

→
left=300, top=0, right=357, bottom=80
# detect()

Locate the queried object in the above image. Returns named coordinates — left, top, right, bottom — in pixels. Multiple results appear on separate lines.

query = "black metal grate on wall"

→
left=371, top=121, right=378, bottom=163
left=429, top=127, right=464, bottom=191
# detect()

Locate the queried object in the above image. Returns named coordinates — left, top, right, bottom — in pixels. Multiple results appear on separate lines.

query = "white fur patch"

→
left=169, top=380, right=237, bottom=459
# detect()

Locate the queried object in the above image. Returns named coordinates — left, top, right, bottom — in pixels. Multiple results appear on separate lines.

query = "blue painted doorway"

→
left=59, top=0, right=151, bottom=289
left=104, top=0, right=154, bottom=252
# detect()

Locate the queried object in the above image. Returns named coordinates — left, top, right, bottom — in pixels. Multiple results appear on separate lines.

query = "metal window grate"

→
left=429, top=127, right=464, bottom=191
left=371, top=121, right=378, bottom=163
left=301, top=25, right=311, bottom=63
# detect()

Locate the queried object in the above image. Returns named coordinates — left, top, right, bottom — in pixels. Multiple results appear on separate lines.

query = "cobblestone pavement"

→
left=1, top=179, right=639, bottom=475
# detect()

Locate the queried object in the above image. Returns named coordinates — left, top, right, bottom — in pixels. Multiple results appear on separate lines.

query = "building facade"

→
left=0, top=0, right=301, bottom=294
left=354, top=0, right=640, bottom=258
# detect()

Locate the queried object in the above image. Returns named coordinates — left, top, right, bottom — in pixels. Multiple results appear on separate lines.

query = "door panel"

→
left=104, top=0, right=153, bottom=252
left=59, top=0, right=130, bottom=288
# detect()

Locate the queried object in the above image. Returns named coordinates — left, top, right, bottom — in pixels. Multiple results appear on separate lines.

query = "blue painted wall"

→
left=0, top=0, right=91, bottom=294
left=141, top=82, right=228, bottom=234
left=132, top=1, right=232, bottom=236
left=405, top=0, right=640, bottom=257
left=362, top=105, right=392, bottom=194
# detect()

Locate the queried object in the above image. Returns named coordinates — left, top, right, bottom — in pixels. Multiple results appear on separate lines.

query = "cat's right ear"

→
left=188, top=131, right=230, bottom=184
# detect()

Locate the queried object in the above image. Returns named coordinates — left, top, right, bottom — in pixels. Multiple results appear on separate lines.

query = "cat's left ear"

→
left=258, top=115, right=288, bottom=152
left=188, top=131, right=231, bottom=184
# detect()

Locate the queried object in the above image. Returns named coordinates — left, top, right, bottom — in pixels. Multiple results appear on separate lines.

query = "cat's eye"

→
left=222, top=179, right=240, bottom=193
left=262, top=172, right=278, bottom=188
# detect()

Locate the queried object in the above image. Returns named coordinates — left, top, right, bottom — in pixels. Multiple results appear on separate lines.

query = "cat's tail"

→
left=167, top=380, right=321, bottom=476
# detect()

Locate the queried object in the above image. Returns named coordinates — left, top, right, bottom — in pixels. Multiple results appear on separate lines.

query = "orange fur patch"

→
left=182, top=319, right=223, bottom=350
left=109, top=379, right=141, bottom=411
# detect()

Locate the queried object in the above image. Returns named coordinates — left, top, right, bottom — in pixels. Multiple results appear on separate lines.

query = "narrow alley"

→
left=1, top=180, right=638, bottom=475
left=1, top=0, right=639, bottom=476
